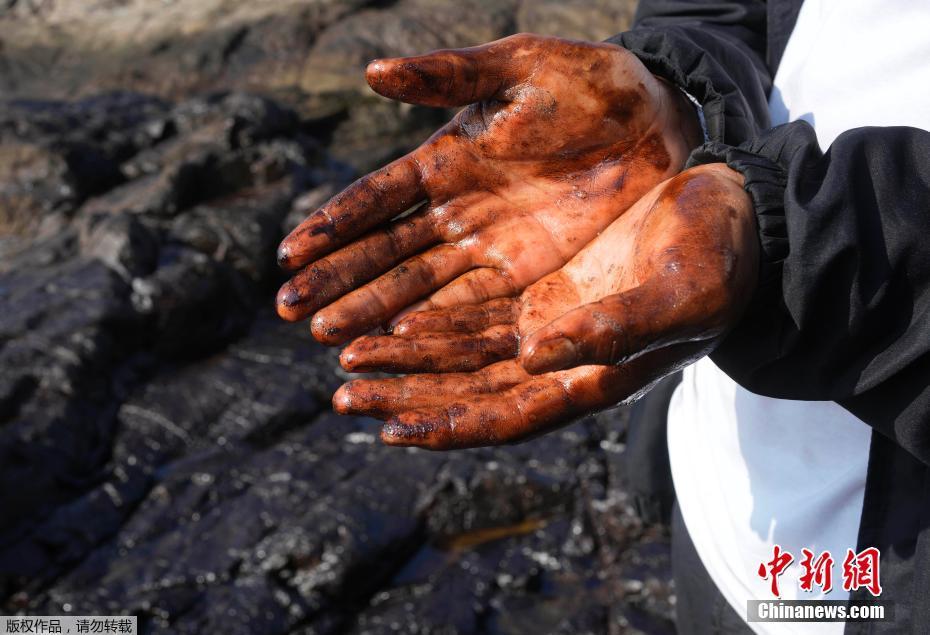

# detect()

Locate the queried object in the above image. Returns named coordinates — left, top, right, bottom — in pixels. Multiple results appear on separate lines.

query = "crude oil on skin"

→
left=275, top=35, right=701, bottom=346
left=335, top=165, right=756, bottom=451
left=2, top=3, right=737, bottom=631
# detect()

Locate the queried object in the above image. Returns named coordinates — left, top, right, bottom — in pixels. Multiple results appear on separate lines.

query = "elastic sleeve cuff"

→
left=686, top=142, right=788, bottom=288
left=608, top=27, right=771, bottom=146
left=684, top=120, right=819, bottom=291
left=610, top=28, right=728, bottom=143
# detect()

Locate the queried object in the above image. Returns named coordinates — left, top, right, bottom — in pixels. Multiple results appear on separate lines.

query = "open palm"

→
left=332, top=165, right=758, bottom=449
left=276, top=33, right=701, bottom=344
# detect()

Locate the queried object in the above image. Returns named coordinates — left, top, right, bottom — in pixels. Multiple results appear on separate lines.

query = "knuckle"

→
left=508, top=32, right=539, bottom=48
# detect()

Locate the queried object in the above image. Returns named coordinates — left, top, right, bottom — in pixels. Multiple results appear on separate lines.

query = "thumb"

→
left=519, top=278, right=730, bottom=374
left=366, top=34, right=535, bottom=107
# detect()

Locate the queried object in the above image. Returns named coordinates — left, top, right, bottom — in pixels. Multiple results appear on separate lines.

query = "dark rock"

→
left=79, top=213, right=160, bottom=280
left=0, top=3, right=671, bottom=633
left=0, top=90, right=326, bottom=601
left=0, top=93, right=169, bottom=258
left=516, top=0, right=636, bottom=41
left=0, top=2, right=377, bottom=102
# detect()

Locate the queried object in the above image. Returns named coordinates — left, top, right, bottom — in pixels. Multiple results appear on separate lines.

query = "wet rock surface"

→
left=0, top=2, right=673, bottom=633
left=0, top=0, right=633, bottom=102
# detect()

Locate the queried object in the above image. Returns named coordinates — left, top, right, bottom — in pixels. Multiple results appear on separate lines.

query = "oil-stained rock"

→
left=0, top=2, right=671, bottom=633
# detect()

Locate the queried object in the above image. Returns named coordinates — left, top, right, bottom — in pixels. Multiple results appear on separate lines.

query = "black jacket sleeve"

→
left=689, top=122, right=930, bottom=465
left=608, top=0, right=773, bottom=145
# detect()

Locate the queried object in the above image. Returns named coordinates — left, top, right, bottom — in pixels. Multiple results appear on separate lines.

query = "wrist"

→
left=693, top=162, right=745, bottom=188
left=654, top=75, right=704, bottom=152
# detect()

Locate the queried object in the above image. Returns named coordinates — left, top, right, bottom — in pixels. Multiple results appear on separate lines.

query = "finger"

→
left=380, top=365, right=626, bottom=450
left=333, top=360, right=531, bottom=419
left=386, top=264, right=516, bottom=326
left=277, top=154, right=425, bottom=270
left=392, top=221, right=565, bottom=326
left=276, top=207, right=437, bottom=322
left=340, top=324, right=518, bottom=373
left=520, top=275, right=729, bottom=374
left=425, top=267, right=518, bottom=308
left=311, top=245, right=473, bottom=345
left=366, top=35, right=535, bottom=107
left=380, top=340, right=709, bottom=450
left=392, top=298, right=517, bottom=336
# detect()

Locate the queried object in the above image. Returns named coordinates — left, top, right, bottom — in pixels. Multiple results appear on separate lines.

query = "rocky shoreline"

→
left=0, top=1, right=674, bottom=633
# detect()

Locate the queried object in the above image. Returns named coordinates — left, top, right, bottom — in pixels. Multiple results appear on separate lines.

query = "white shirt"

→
left=667, top=1, right=930, bottom=633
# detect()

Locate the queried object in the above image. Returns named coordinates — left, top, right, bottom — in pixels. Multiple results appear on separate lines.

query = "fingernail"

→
left=522, top=337, right=577, bottom=374
left=276, top=283, right=300, bottom=307
left=275, top=284, right=303, bottom=321
left=310, top=314, right=345, bottom=345
left=382, top=418, right=434, bottom=445
left=339, top=348, right=358, bottom=372
left=276, top=243, right=291, bottom=269
left=332, top=384, right=353, bottom=414
left=366, top=59, right=386, bottom=85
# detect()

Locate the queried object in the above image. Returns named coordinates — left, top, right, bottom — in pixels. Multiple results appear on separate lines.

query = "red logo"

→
left=757, top=546, right=881, bottom=597
left=799, top=548, right=834, bottom=593
left=757, top=545, right=794, bottom=597
left=842, top=547, right=882, bottom=597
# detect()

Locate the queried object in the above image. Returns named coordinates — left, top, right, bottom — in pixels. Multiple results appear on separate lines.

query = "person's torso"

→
left=668, top=1, right=930, bottom=633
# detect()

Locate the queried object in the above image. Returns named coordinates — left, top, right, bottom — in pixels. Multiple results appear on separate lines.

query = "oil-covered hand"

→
left=332, top=165, right=758, bottom=449
left=276, top=33, right=702, bottom=344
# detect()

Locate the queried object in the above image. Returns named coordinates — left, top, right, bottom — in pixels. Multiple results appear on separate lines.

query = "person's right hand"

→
left=276, top=33, right=702, bottom=344
left=331, top=164, right=759, bottom=449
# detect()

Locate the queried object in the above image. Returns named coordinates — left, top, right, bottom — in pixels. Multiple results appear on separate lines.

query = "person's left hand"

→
left=275, top=34, right=702, bottom=344
left=331, top=164, right=759, bottom=449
